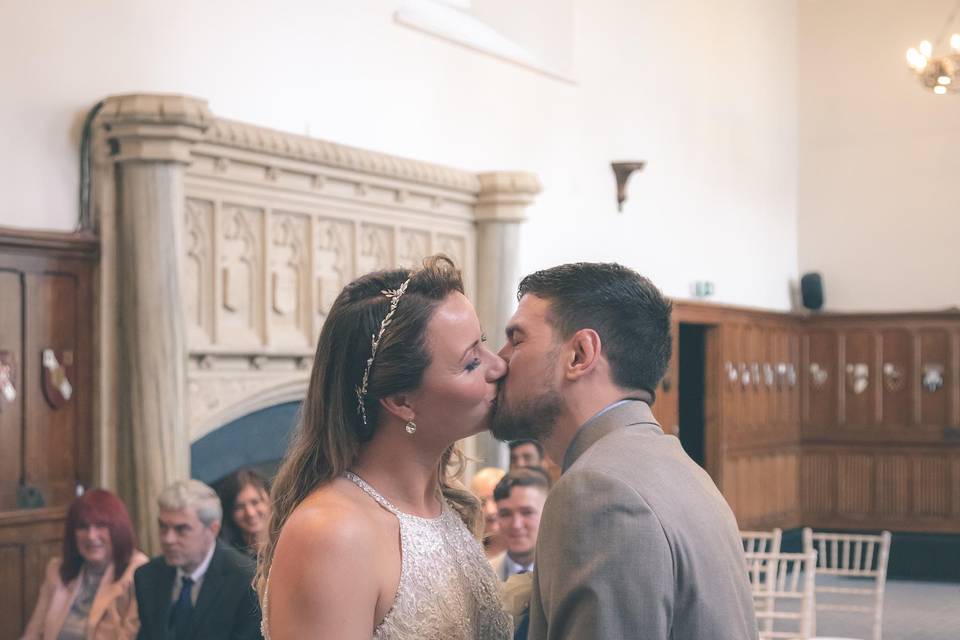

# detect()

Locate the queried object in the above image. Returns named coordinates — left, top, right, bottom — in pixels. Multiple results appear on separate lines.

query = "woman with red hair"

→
left=20, top=489, right=148, bottom=639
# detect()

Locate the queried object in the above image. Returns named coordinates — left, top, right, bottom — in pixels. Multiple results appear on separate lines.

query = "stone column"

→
left=99, top=94, right=211, bottom=553
left=474, top=171, right=542, bottom=468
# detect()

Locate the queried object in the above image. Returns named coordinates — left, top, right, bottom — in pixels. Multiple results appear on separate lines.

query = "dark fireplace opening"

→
left=191, top=401, right=301, bottom=486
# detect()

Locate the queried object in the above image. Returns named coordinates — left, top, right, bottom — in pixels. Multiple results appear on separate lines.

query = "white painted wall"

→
left=0, top=0, right=799, bottom=309
left=798, top=0, right=960, bottom=311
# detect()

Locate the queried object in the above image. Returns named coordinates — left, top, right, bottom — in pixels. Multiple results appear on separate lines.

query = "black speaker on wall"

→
left=800, top=272, right=824, bottom=311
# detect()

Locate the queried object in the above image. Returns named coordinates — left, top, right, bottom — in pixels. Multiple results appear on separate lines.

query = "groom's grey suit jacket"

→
left=527, top=400, right=757, bottom=640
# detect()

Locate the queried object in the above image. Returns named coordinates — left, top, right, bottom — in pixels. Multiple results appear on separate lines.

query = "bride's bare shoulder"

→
left=268, top=481, right=389, bottom=637
left=275, top=478, right=385, bottom=557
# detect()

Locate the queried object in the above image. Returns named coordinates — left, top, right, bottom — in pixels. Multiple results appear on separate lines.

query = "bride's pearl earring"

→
left=405, top=420, right=417, bottom=435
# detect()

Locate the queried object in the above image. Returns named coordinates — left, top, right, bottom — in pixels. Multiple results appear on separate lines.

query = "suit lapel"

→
left=562, top=400, right=662, bottom=472
left=186, top=544, right=227, bottom=640
left=152, top=562, right=176, bottom=639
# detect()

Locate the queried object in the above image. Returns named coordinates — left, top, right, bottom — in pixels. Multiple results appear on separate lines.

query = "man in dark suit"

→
left=135, top=479, right=262, bottom=640
left=492, top=263, right=757, bottom=640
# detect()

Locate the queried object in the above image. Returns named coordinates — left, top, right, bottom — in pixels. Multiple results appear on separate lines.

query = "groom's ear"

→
left=565, top=328, right=602, bottom=381
left=379, top=393, right=416, bottom=423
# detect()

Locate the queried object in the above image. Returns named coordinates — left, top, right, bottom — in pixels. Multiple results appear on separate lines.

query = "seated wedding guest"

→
left=20, top=488, right=148, bottom=640
left=470, top=466, right=506, bottom=559
left=214, top=468, right=271, bottom=558
left=134, top=480, right=261, bottom=640
left=508, top=439, right=544, bottom=470
left=490, top=467, right=550, bottom=581
left=510, top=440, right=561, bottom=485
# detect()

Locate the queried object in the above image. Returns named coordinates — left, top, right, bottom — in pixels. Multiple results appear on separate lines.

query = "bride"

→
left=256, top=255, right=512, bottom=639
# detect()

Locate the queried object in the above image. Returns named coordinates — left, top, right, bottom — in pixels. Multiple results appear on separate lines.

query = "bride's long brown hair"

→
left=255, top=255, right=481, bottom=604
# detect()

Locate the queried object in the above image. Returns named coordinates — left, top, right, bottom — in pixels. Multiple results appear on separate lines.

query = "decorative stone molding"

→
left=206, top=118, right=480, bottom=193
left=100, top=94, right=212, bottom=164
left=475, top=171, right=542, bottom=222
left=477, top=171, right=542, bottom=199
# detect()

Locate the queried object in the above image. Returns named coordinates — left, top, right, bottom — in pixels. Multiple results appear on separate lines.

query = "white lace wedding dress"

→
left=262, top=471, right=511, bottom=639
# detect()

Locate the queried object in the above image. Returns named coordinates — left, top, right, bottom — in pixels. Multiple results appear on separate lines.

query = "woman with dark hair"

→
left=20, top=489, right=148, bottom=639
left=258, top=255, right=511, bottom=639
left=214, top=468, right=271, bottom=558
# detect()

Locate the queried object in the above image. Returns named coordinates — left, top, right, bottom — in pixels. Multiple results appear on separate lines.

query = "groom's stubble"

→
left=490, top=344, right=564, bottom=443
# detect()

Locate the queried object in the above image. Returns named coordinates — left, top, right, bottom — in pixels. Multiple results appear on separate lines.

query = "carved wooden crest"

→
left=0, top=350, right=16, bottom=406
left=922, top=363, right=944, bottom=392
left=41, top=348, right=74, bottom=409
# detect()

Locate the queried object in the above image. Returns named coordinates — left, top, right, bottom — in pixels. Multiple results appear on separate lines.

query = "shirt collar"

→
left=177, top=541, right=216, bottom=584
left=562, top=398, right=661, bottom=472
left=504, top=553, right=534, bottom=575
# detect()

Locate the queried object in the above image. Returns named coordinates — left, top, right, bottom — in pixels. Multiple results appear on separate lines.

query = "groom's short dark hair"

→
left=517, top=262, right=672, bottom=396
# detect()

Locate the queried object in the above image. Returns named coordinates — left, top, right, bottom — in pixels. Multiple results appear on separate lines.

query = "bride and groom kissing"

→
left=257, top=256, right=757, bottom=640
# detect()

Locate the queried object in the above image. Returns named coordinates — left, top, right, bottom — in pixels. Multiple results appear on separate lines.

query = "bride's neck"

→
left=350, top=424, right=446, bottom=517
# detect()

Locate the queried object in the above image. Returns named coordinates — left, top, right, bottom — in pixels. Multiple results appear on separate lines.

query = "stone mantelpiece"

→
left=92, top=93, right=540, bottom=550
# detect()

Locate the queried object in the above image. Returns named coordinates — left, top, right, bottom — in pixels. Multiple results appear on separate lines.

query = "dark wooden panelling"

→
left=0, top=228, right=96, bottom=638
left=801, top=450, right=835, bottom=517
left=751, top=326, right=768, bottom=431
left=842, top=330, right=876, bottom=426
left=803, top=330, right=838, bottom=428
left=0, top=545, right=23, bottom=640
left=880, top=330, right=912, bottom=426
left=952, top=330, right=960, bottom=427
left=875, top=454, right=910, bottom=518
left=741, top=325, right=758, bottom=432
left=722, top=323, right=743, bottom=437
left=23, top=273, right=79, bottom=508
left=0, top=507, right=66, bottom=640
left=672, top=302, right=960, bottom=534
left=772, top=331, right=784, bottom=425
left=913, top=455, right=950, bottom=518
left=802, top=446, right=960, bottom=533
left=0, top=271, right=23, bottom=511
left=23, top=539, right=60, bottom=614
left=837, top=452, right=874, bottom=516
left=918, top=330, right=950, bottom=427
left=703, top=327, right=722, bottom=482
left=789, top=331, right=801, bottom=426
left=652, top=321, right=679, bottom=435
left=673, top=303, right=802, bottom=526
left=953, top=457, right=960, bottom=518
left=723, top=449, right=801, bottom=529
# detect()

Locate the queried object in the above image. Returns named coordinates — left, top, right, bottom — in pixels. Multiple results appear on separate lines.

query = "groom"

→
left=491, top=263, right=756, bottom=640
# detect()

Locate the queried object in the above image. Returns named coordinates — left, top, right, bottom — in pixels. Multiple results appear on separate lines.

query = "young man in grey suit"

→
left=490, top=466, right=551, bottom=581
left=491, top=263, right=757, bottom=640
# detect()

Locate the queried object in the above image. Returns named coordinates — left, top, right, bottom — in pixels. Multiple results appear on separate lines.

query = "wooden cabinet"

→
left=669, top=302, right=960, bottom=534
left=652, top=321, right=680, bottom=436
left=879, top=329, right=912, bottom=426
left=0, top=227, right=97, bottom=639
left=799, top=313, right=960, bottom=533
left=801, top=314, right=960, bottom=443
left=670, top=303, right=803, bottom=530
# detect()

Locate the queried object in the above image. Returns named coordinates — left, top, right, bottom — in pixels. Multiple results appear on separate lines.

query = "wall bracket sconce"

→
left=611, top=161, right=646, bottom=212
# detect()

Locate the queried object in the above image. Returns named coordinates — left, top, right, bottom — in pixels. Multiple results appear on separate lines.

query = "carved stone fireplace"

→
left=91, top=93, right=540, bottom=550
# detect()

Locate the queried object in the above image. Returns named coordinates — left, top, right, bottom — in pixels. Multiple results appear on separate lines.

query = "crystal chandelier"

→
left=906, top=1, right=960, bottom=94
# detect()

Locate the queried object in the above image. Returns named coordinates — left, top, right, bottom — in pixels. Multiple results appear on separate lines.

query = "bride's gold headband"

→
left=355, top=276, right=412, bottom=426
